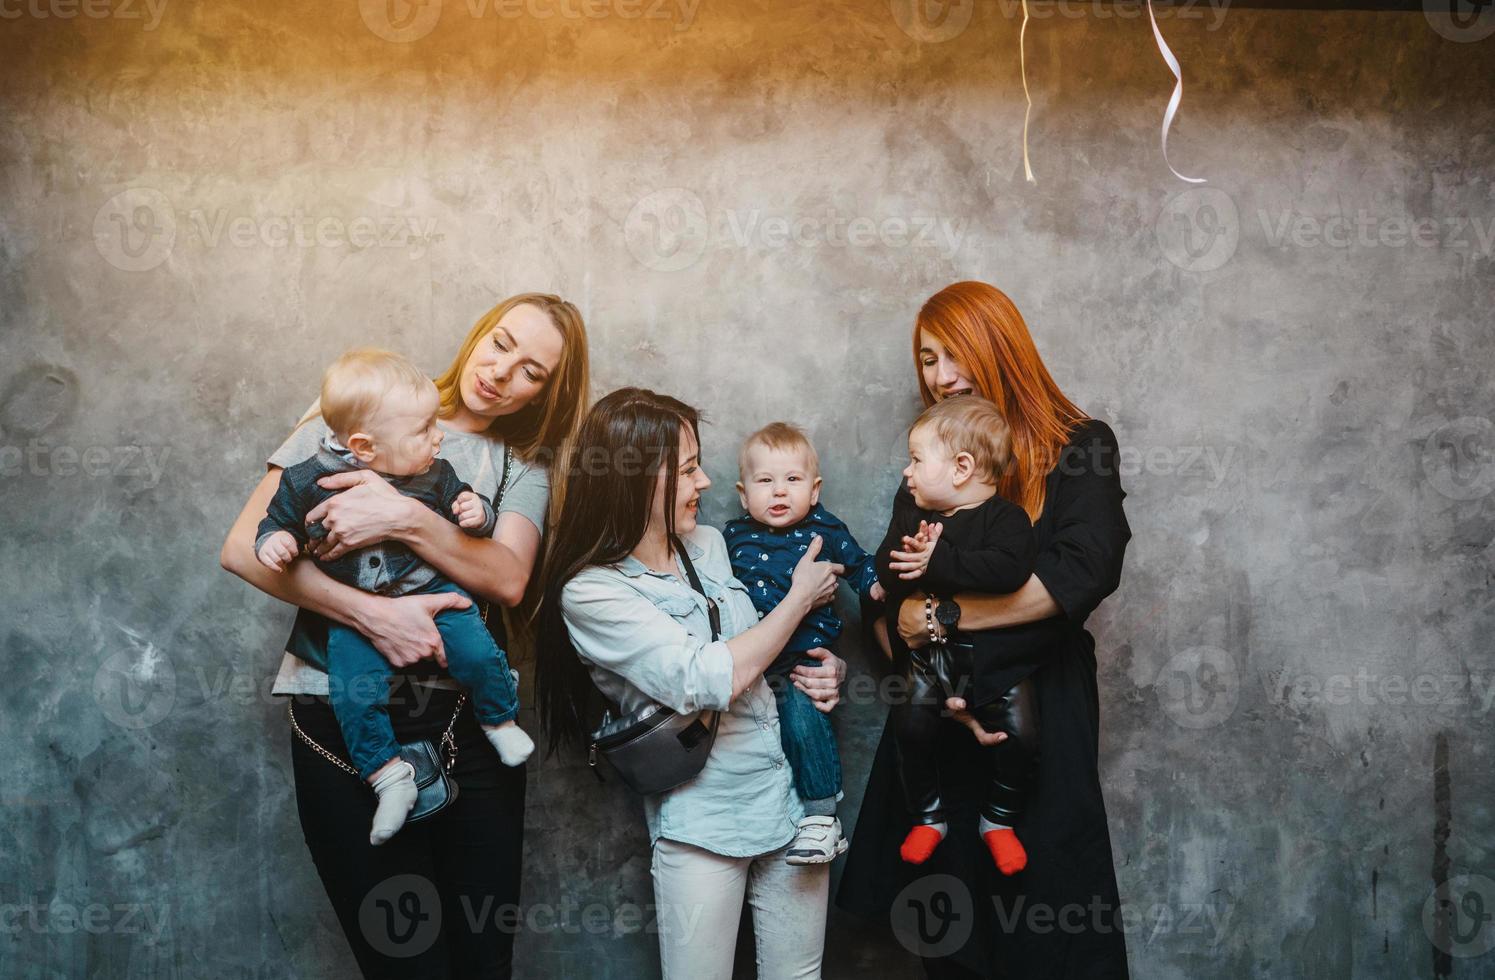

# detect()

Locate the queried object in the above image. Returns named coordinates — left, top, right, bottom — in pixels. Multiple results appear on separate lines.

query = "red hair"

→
left=914, top=281, right=1088, bottom=521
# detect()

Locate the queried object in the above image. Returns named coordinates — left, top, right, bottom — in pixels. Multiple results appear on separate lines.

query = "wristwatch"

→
left=934, top=597, right=962, bottom=632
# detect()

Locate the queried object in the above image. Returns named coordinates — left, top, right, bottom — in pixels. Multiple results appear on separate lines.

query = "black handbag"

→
left=587, top=543, right=723, bottom=796
left=289, top=693, right=464, bottom=823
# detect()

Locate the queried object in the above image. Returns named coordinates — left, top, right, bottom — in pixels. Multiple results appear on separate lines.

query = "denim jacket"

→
left=560, top=524, right=803, bottom=857
left=256, top=436, right=496, bottom=597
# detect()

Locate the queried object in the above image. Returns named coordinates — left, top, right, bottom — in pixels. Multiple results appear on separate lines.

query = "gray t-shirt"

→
left=265, top=402, right=550, bottom=695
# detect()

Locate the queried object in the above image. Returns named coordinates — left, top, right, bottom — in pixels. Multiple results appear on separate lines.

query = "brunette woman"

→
left=535, top=388, right=850, bottom=979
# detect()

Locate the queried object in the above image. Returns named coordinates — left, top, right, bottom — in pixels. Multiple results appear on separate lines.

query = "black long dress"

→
left=838, top=418, right=1133, bottom=979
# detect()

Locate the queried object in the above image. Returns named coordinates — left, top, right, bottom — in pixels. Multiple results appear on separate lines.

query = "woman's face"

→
left=458, top=303, right=565, bottom=420
left=918, top=331, right=979, bottom=402
left=649, top=425, right=711, bottom=538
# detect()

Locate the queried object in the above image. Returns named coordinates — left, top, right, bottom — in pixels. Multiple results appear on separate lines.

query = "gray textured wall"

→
left=2, top=1, right=1493, bottom=977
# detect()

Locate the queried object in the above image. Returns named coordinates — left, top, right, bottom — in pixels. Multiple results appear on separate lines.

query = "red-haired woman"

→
left=839, top=281, right=1133, bottom=979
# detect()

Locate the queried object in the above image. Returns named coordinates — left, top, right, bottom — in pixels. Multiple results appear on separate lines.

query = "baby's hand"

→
left=256, top=530, right=301, bottom=572
left=452, top=491, right=488, bottom=530
left=890, top=520, right=943, bottom=581
left=869, top=580, right=887, bottom=602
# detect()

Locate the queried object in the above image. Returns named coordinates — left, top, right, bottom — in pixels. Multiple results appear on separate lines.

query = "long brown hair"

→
left=533, top=388, right=702, bottom=753
left=915, top=281, right=1088, bottom=521
left=433, top=292, right=590, bottom=466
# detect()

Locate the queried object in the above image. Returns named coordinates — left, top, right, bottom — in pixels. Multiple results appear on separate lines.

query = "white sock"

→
left=485, top=722, right=534, bottom=766
left=979, top=816, right=1011, bottom=835
left=369, top=761, right=418, bottom=846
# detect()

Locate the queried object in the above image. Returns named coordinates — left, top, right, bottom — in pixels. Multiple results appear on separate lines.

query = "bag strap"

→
left=671, top=539, right=722, bottom=738
left=673, top=539, right=720, bottom=641
left=289, top=693, right=468, bottom=778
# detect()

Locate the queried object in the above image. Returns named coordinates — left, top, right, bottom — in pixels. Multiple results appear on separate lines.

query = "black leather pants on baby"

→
left=891, top=640, right=1041, bottom=827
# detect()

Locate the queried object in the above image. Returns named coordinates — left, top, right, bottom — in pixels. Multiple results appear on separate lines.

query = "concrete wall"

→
left=2, top=1, right=1492, bottom=977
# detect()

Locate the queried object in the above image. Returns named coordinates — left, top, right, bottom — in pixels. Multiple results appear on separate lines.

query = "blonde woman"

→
left=221, top=294, right=589, bottom=978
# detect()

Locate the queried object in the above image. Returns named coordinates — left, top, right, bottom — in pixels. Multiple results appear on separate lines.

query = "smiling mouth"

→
left=944, top=387, right=974, bottom=398
left=476, top=378, right=502, bottom=401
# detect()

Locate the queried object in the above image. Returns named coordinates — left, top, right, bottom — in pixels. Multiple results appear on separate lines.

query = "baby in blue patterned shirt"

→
left=724, top=422, right=885, bottom=864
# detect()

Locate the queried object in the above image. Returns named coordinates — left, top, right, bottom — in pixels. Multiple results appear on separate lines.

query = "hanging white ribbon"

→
left=1146, top=0, right=1204, bottom=184
left=1020, top=0, right=1035, bottom=183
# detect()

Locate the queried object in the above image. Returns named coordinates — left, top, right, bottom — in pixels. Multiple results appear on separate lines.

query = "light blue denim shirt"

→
left=561, top=524, right=804, bottom=857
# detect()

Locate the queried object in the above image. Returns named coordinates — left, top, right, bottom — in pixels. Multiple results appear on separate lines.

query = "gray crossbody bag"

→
left=586, top=544, right=722, bottom=795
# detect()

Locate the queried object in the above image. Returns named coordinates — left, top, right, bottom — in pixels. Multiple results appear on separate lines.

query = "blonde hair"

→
left=432, top=293, right=590, bottom=465
left=319, top=348, right=433, bottom=439
left=739, top=421, right=820, bottom=480
left=911, top=395, right=1012, bottom=484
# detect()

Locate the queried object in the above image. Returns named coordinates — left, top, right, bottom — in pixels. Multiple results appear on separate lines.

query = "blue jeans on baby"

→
left=765, top=650, right=842, bottom=816
left=327, top=579, right=519, bottom=780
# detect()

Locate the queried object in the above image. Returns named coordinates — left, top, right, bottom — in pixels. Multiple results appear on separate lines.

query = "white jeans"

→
left=650, top=837, right=830, bottom=979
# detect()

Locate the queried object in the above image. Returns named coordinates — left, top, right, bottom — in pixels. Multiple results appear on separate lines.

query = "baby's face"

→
left=363, top=383, right=444, bottom=477
left=737, top=444, right=821, bottom=529
left=903, top=425, right=959, bottom=511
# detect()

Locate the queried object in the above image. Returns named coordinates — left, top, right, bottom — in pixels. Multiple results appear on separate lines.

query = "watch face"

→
left=936, top=600, right=960, bottom=627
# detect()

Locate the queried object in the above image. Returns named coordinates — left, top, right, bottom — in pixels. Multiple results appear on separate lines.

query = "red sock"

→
left=982, top=827, right=1027, bottom=875
left=900, top=824, right=946, bottom=864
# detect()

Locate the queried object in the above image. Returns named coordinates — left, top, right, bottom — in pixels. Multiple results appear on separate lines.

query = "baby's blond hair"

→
left=739, top=421, right=820, bottom=480
left=911, top=395, right=1012, bottom=483
left=319, top=348, right=434, bottom=439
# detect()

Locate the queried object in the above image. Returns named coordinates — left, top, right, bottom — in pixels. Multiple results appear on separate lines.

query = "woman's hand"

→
left=790, top=648, right=846, bottom=713
left=305, top=470, right=421, bottom=560
left=359, top=590, right=474, bottom=669
left=787, top=535, right=844, bottom=610
left=945, top=696, right=1008, bottom=747
left=897, top=592, right=940, bottom=648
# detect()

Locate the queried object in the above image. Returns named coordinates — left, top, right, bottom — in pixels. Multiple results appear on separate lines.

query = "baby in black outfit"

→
left=877, top=394, right=1043, bottom=875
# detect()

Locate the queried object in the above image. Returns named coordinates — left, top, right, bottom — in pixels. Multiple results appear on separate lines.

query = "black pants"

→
left=287, top=684, right=525, bottom=979
left=891, top=644, right=1040, bottom=827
